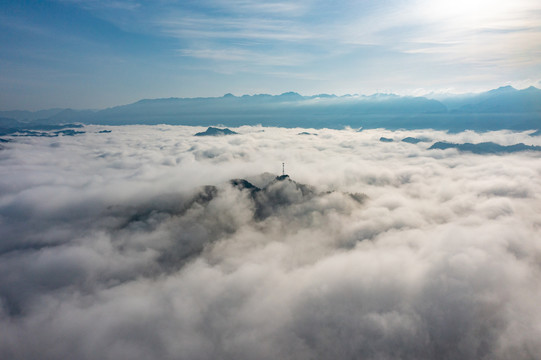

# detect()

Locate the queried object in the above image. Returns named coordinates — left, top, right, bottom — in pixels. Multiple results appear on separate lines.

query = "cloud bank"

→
left=1, top=126, right=541, bottom=359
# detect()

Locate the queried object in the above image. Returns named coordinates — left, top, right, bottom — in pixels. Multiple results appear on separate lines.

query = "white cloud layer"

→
left=1, top=126, right=541, bottom=359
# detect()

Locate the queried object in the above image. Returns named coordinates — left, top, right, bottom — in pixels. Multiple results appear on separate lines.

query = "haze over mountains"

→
left=2, top=86, right=540, bottom=132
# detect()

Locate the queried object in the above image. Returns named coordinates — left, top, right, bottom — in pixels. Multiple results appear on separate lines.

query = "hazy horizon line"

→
left=2, top=84, right=539, bottom=113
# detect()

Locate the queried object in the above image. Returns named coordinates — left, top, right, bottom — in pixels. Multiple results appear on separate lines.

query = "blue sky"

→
left=1, top=0, right=540, bottom=110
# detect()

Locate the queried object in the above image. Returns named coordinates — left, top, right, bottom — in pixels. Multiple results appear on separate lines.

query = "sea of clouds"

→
left=1, top=125, right=541, bottom=360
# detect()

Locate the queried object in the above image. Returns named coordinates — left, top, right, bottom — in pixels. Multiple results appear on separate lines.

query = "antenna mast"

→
left=282, top=162, right=285, bottom=176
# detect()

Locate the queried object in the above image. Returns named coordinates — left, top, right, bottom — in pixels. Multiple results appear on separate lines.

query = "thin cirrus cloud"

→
left=177, top=48, right=308, bottom=69
left=207, top=0, right=309, bottom=16
left=340, top=0, right=541, bottom=57
left=57, top=0, right=142, bottom=11
left=153, top=0, right=541, bottom=82
left=160, top=17, right=314, bottom=42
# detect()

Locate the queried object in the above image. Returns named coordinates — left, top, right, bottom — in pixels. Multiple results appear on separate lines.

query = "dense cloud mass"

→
left=1, top=125, right=541, bottom=360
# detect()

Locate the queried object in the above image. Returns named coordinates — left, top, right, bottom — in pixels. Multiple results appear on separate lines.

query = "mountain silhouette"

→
left=230, top=174, right=366, bottom=220
left=194, top=127, right=238, bottom=136
left=429, top=141, right=541, bottom=154
left=402, top=136, right=431, bottom=144
left=114, top=173, right=366, bottom=270
left=1, top=86, right=539, bottom=131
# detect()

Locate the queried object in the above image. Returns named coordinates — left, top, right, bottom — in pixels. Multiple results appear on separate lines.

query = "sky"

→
left=1, top=125, right=541, bottom=358
left=1, top=0, right=541, bottom=110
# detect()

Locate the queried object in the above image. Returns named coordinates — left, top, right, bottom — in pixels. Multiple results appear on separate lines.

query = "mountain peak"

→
left=489, top=85, right=517, bottom=94
left=278, top=92, right=303, bottom=100
left=194, top=127, right=238, bottom=136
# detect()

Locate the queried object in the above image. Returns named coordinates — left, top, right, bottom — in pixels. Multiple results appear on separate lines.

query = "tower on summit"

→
left=276, top=162, right=289, bottom=181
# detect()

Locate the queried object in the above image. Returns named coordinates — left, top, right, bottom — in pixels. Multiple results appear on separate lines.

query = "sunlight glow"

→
left=420, top=0, right=532, bottom=29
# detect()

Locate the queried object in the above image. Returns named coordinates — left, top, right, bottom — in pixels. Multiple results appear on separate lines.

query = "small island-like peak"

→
left=194, top=127, right=238, bottom=136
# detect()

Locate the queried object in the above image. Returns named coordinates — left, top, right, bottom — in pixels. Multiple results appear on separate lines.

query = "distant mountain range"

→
left=1, top=86, right=540, bottom=131
left=428, top=141, right=541, bottom=154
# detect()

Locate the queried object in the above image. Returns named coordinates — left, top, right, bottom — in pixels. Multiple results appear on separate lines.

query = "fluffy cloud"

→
left=1, top=126, right=541, bottom=359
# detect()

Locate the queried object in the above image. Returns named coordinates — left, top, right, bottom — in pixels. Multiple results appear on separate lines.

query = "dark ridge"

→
left=24, top=123, right=83, bottom=131
left=55, top=129, right=85, bottom=136
left=298, top=132, right=318, bottom=136
left=7, top=129, right=85, bottom=137
left=194, top=127, right=238, bottom=136
left=429, top=141, right=541, bottom=154
left=379, top=137, right=394, bottom=142
left=230, top=179, right=260, bottom=192
left=233, top=174, right=366, bottom=220
left=98, top=130, right=112, bottom=133
left=0, top=121, right=84, bottom=137
left=402, top=136, right=430, bottom=144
